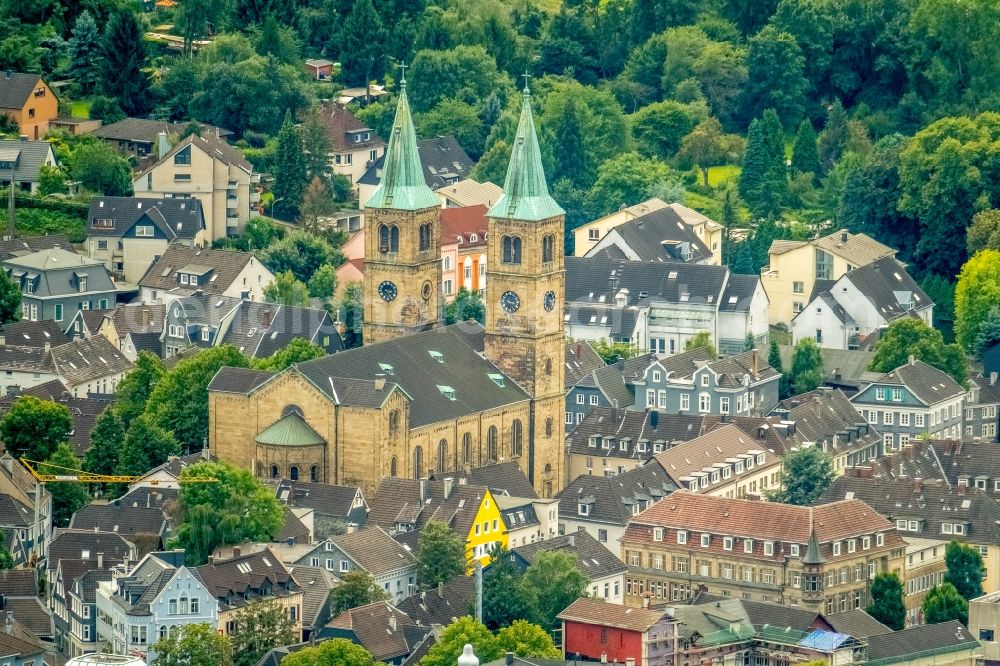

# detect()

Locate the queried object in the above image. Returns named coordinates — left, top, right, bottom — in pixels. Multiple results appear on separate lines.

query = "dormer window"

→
left=437, top=385, right=456, bottom=400
left=488, top=373, right=505, bottom=387
left=578, top=503, right=590, bottom=516
left=180, top=274, right=189, bottom=285
left=136, top=225, right=154, bottom=237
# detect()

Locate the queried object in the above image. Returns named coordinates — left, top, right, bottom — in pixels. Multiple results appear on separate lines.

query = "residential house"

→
left=47, top=116, right=101, bottom=135
left=566, top=408, right=707, bottom=479
left=440, top=205, right=488, bottom=299
left=316, top=100, right=385, bottom=185
left=96, top=550, right=217, bottom=661
left=0, top=496, right=38, bottom=567
left=967, top=372, right=1000, bottom=443
left=495, top=494, right=559, bottom=548
left=193, top=548, right=302, bottom=641
left=274, top=480, right=368, bottom=539
left=761, top=229, right=896, bottom=325
left=0, top=235, right=73, bottom=262
left=357, top=136, right=473, bottom=208
left=334, top=258, right=364, bottom=297
left=1, top=320, right=69, bottom=349
left=133, top=132, right=259, bottom=240
left=320, top=601, right=430, bottom=665
left=850, top=358, right=966, bottom=451
left=0, top=633, right=46, bottom=665
left=0, top=569, right=51, bottom=656
left=336, top=85, right=389, bottom=106
left=304, top=59, right=334, bottom=79
left=396, top=575, right=475, bottom=626
left=970, top=591, right=1000, bottom=665
left=69, top=501, right=171, bottom=550
left=0, top=456, right=51, bottom=566
left=63, top=308, right=111, bottom=342
left=92, top=118, right=232, bottom=158
left=557, top=461, right=677, bottom=552
left=138, top=244, right=274, bottom=306
left=93, top=303, right=166, bottom=360
left=3, top=249, right=117, bottom=324
left=563, top=340, right=608, bottom=430
left=127, top=451, right=208, bottom=491
left=565, top=353, right=657, bottom=428
left=66, top=568, right=113, bottom=656
left=367, top=477, right=504, bottom=566
left=717, top=273, right=770, bottom=354
left=429, top=460, right=539, bottom=500
left=507, top=530, right=628, bottom=604
left=866, top=620, right=980, bottom=665
left=559, top=597, right=675, bottom=666
left=573, top=200, right=724, bottom=265
left=620, top=491, right=904, bottom=611
left=437, top=179, right=503, bottom=208
left=0, top=73, right=57, bottom=139
left=791, top=257, right=934, bottom=350
left=565, top=257, right=768, bottom=357
left=652, top=423, right=782, bottom=499
left=285, top=564, right=337, bottom=640
left=583, top=206, right=714, bottom=265
left=296, top=527, right=416, bottom=603
left=86, top=196, right=207, bottom=282
left=50, top=336, right=133, bottom=397
left=634, top=348, right=781, bottom=417
left=0, top=139, right=58, bottom=193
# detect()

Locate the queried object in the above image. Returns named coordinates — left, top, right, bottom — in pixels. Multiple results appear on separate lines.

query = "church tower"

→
left=484, top=85, right=566, bottom=498
left=363, top=77, right=442, bottom=345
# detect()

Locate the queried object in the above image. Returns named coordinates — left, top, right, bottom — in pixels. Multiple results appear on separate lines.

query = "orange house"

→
left=441, top=205, right=488, bottom=301
left=0, top=73, right=58, bottom=139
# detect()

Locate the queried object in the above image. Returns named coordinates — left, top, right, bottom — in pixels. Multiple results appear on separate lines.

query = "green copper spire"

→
left=488, top=85, right=564, bottom=222
left=367, top=77, right=439, bottom=211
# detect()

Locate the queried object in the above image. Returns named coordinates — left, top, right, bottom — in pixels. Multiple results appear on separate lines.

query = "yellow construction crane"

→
left=19, top=457, right=220, bottom=484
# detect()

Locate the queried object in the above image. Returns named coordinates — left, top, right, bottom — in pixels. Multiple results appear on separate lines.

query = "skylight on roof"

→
left=428, top=350, right=444, bottom=363
left=728, top=296, right=738, bottom=304
left=488, top=373, right=505, bottom=388
left=668, top=271, right=678, bottom=279
left=379, top=362, right=394, bottom=375
left=437, top=385, right=456, bottom=400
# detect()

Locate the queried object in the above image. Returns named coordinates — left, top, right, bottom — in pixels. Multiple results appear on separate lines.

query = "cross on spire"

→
left=522, top=71, right=532, bottom=93
left=398, top=61, right=408, bottom=85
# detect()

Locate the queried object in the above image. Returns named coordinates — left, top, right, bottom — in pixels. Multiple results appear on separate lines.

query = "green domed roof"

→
left=255, top=411, right=325, bottom=447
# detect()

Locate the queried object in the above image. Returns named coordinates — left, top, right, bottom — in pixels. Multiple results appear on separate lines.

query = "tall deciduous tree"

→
left=0, top=396, right=72, bottom=461
left=869, top=318, right=967, bottom=386
left=766, top=445, right=834, bottom=505
left=685, top=331, right=718, bottom=359
left=254, top=338, right=326, bottom=372
left=115, top=351, right=166, bottom=428
left=408, top=45, right=509, bottom=114
left=116, top=414, right=180, bottom=477
left=791, top=120, right=820, bottom=180
left=956, top=250, right=1000, bottom=352
left=259, top=231, right=343, bottom=283
left=944, top=541, right=985, bottom=600
left=866, top=573, right=906, bottom=630
left=417, top=521, right=466, bottom=588
left=101, top=10, right=150, bottom=116
left=281, top=638, right=379, bottom=666
left=630, top=100, right=703, bottom=159
left=71, top=142, right=133, bottom=196
left=47, top=444, right=91, bottom=527
left=923, top=582, right=968, bottom=625
left=307, top=264, right=337, bottom=301
left=272, top=113, right=309, bottom=216
left=972, top=307, right=1000, bottom=359
left=967, top=210, right=1000, bottom=255
left=0, top=272, right=21, bottom=325
left=263, top=271, right=310, bottom=307
left=790, top=338, right=824, bottom=395
left=330, top=570, right=389, bottom=615
left=742, top=25, right=807, bottom=127
left=83, top=408, right=125, bottom=477
left=522, top=550, right=588, bottom=631
left=677, top=117, right=743, bottom=187
left=588, top=152, right=675, bottom=216
left=68, top=11, right=102, bottom=95
left=483, top=545, right=537, bottom=630
left=444, top=288, right=485, bottom=326
left=422, top=617, right=501, bottom=666
left=231, top=599, right=296, bottom=666
left=338, top=0, right=385, bottom=88
left=153, top=622, right=233, bottom=666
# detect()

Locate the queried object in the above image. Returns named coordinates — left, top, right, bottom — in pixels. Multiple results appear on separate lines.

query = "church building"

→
left=207, top=78, right=567, bottom=497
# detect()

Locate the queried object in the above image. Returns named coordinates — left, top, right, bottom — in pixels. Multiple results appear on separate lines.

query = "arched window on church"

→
left=511, top=420, right=523, bottom=457
left=502, top=236, right=522, bottom=264
left=379, top=224, right=400, bottom=253
left=290, top=465, right=299, bottom=481
left=389, top=410, right=400, bottom=435
left=545, top=417, right=553, bottom=438
left=270, top=465, right=279, bottom=479
left=413, top=446, right=424, bottom=479
left=545, top=357, right=552, bottom=376
left=461, top=433, right=472, bottom=466
left=419, top=223, right=432, bottom=252
left=542, top=234, right=554, bottom=263
left=310, top=465, right=319, bottom=482
left=487, top=426, right=498, bottom=462
left=390, top=456, right=398, bottom=477
left=437, top=439, right=448, bottom=473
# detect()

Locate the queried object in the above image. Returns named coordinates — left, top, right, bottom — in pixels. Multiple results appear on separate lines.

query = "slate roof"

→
left=207, top=367, right=275, bottom=395
left=0, top=597, right=51, bottom=637
left=741, top=600, right=824, bottom=632
left=0, top=139, right=55, bottom=183
left=513, top=530, right=627, bottom=580
left=653, top=423, right=778, bottom=485
left=330, top=526, right=415, bottom=576
left=273, top=480, right=365, bottom=519
left=51, top=336, right=133, bottom=386
left=368, top=477, right=490, bottom=540
left=565, top=256, right=729, bottom=307
left=558, top=597, right=665, bottom=632
left=640, top=348, right=777, bottom=388
left=825, top=608, right=891, bottom=639
left=866, top=358, right=965, bottom=406
left=193, top=547, right=298, bottom=611
left=564, top=341, right=606, bottom=390
left=719, top=274, right=761, bottom=312
left=49, top=529, right=134, bottom=564
left=429, top=461, right=537, bottom=499
left=776, top=388, right=881, bottom=459
left=294, top=323, right=529, bottom=427
left=359, top=136, right=475, bottom=191
left=116, top=485, right=179, bottom=510
left=276, top=506, right=311, bottom=543
left=135, top=132, right=250, bottom=180
left=4, top=248, right=116, bottom=301
left=287, top=564, right=336, bottom=629
left=0, top=72, right=45, bottom=109
left=0, top=494, right=33, bottom=529
left=88, top=196, right=205, bottom=240
left=0, top=569, right=38, bottom=597
left=138, top=244, right=264, bottom=295
left=590, top=352, right=658, bottom=409
left=591, top=207, right=711, bottom=263
left=0, top=343, right=55, bottom=374
left=111, top=303, right=165, bottom=336
left=866, top=620, right=978, bottom=663
left=325, top=601, right=428, bottom=662
left=69, top=503, right=168, bottom=539
left=0, top=235, right=73, bottom=262
left=556, top=460, right=677, bottom=527
left=220, top=300, right=342, bottom=358
left=566, top=408, right=706, bottom=462
left=317, top=100, right=383, bottom=153
left=396, top=575, right=475, bottom=626
left=844, top=256, right=932, bottom=319
left=1, top=319, right=69, bottom=348
left=92, top=117, right=231, bottom=144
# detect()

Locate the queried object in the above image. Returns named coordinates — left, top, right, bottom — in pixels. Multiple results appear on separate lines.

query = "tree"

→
left=483, top=545, right=538, bottom=630
left=869, top=318, right=967, bottom=386
left=630, top=100, right=703, bottom=160
left=495, top=620, right=561, bottom=659
left=259, top=231, right=343, bottom=284
left=685, top=332, right=718, bottom=359
left=101, top=10, right=150, bottom=116
left=956, top=250, right=1000, bottom=352
left=592, top=339, right=636, bottom=364
left=550, top=97, right=590, bottom=188
left=272, top=114, right=308, bottom=216
left=264, top=271, right=310, bottom=307
left=944, top=541, right=985, bottom=601
left=300, top=109, right=333, bottom=182
left=308, top=264, right=336, bottom=301
left=0, top=271, right=21, bottom=325
left=338, top=0, right=385, bottom=88
left=817, top=100, right=850, bottom=173
left=790, top=338, right=824, bottom=395
left=0, top=396, right=72, bottom=461
left=418, top=100, right=487, bottom=160
left=336, top=281, right=363, bottom=349
left=968, top=210, right=1000, bottom=255
left=68, top=11, right=102, bottom=95
left=522, top=550, right=588, bottom=631
left=408, top=45, right=509, bottom=114
left=115, top=351, right=166, bottom=428
left=417, top=521, right=466, bottom=588
left=88, top=95, right=125, bottom=125
left=145, top=346, right=250, bottom=452
left=739, top=117, right=785, bottom=219
left=116, top=414, right=180, bottom=477
left=743, top=26, right=807, bottom=127
left=768, top=340, right=791, bottom=399
left=152, top=623, right=233, bottom=666
left=588, top=152, right=675, bottom=216
left=70, top=142, right=133, bottom=196
left=330, top=570, right=389, bottom=615
left=444, top=288, right=485, bottom=326
left=38, top=166, right=67, bottom=196
left=176, top=0, right=228, bottom=55
left=255, top=338, right=326, bottom=372
left=421, top=617, right=501, bottom=666
left=866, top=573, right=906, bottom=631
left=280, top=638, right=379, bottom=666
left=766, top=446, right=834, bottom=505
left=83, top=408, right=125, bottom=477
left=676, top=117, right=743, bottom=187
left=174, top=461, right=283, bottom=566
left=299, top=177, right=335, bottom=233
left=973, top=307, right=1000, bottom=359
left=923, top=583, right=968, bottom=625
left=231, top=599, right=296, bottom=666
left=791, top=120, right=820, bottom=181
left=47, top=444, right=91, bottom=527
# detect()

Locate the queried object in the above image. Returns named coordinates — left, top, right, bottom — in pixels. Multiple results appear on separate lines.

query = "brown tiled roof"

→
left=287, top=564, right=336, bottom=629
left=429, top=461, right=537, bottom=499
left=440, top=205, right=489, bottom=246
left=367, top=478, right=490, bottom=541
left=0, top=630, right=45, bottom=658
left=193, top=547, right=298, bottom=611
left=138, top=244, right=264, bottom=294
left=318, top=100, right=384, bottom=153
left=812, top=229, right=896, bottom=264
left=276, top=506, right=310, bottom=543
left=0, top=569, right=37, bottom=596
left=51, top=336, right=133, bottom=386
left=652, top=423, right=779, bottom=485
left=135, top=132, right=250, bottom=179
left=396, top=575, right=475, bottom=626
left=3, top=597, right=51, bottom=637
left=558, top=597, right=665, bottom=632
left=326, top=601, right=426, bottom=662
left=329, top=526, right=415, bottom=576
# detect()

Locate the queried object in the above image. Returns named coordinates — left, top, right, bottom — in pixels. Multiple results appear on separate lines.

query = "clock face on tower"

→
left=500, top=290, right=521, bottom=313
left=543, top=290, right=556, bottom=311
left=378, top=281, right=398, bottom=302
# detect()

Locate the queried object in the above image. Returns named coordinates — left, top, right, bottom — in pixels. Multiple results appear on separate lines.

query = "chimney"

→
left=388, top=613, right=397, bottom=631
left=3, top=611, right=10, bottom=635
left=567, top=533, right=575, bottom=547
left=43, top=341, right=49, bottom=353
left=0, top=335, right=5, bottom=347
left=908, top=354, right=916, bottom=365
left=751, top=349, right=758, bottom=379
left=419, top=478, right=427, bottom=502
left=841, top=231, right=848, bottom=243
left=576, top=342, right=582, bottom=359
left=443, top=477, right=454, bottom=500
left=913, top=478, right=922, bottom=494
left=438, top=580, right=445, bottom=598
left=233, top=546, right=241, bottom=558
left=992, top=372, right=998, bottom=386
left=157, top=131, right=170, bottom=159
left=374, top=373, right=386, bottom=391
left=142, top=308, right=150, bottom=330
left=97, top=553, right=104, bottom=569
left=958, top=482, right=967, bottom=496
left=955, top=440, right=964, bottom=455
left=626, top=659, right=636, bottom=666
left=642, top=595, right=650, bottom=609
left=649, top=411, right=659, bottom=429
left=262, top=309, right=273, bottom=327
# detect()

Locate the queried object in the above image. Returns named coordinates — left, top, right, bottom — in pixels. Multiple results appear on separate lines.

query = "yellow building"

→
left=760, top=229, right=895, bottom=325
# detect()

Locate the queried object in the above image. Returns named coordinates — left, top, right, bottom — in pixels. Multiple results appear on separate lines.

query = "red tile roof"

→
left=441, top=205, right=489, bottom=246
left=318, top=100, right=384, bottom=153
left=558, top=597, right=666, bottom=632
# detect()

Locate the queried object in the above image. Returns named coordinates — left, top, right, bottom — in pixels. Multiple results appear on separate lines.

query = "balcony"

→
left=250, top=190, right=261, bottom=203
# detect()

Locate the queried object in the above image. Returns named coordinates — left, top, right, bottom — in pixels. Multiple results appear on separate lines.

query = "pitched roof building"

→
left=0, top=72, right=57, bottom=139
left=358, top=135, right=474, bottom=208
left=321, top=601, right=430, bottom=664
left=138, top=244, right=274, bottom=305
left=583, top=206, right=713, bottom=264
